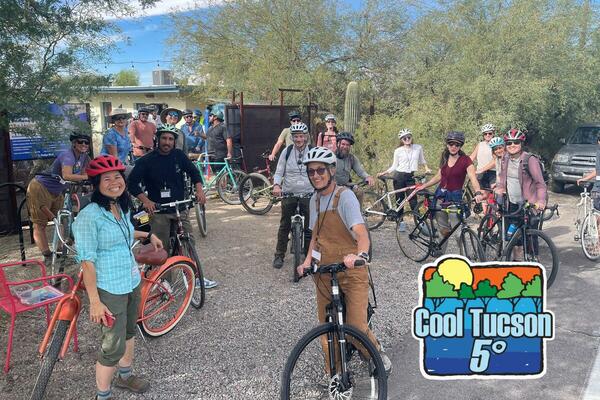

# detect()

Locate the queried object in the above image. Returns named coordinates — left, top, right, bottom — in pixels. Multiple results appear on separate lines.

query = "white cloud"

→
left=132, top=0, right=218, bottom=18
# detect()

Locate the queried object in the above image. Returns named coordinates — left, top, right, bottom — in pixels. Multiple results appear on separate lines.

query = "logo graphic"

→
left=412, top=255, right=554, bottom=379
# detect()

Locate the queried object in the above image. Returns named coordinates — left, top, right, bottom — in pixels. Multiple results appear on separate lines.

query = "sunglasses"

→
left=184, top=115, right=193, bottom=118
left=114, top=116, right=127, bottom=121
left=506, top=140, right=522, bottom=146
left=76, top=139, right=90, bottom=145
left=291, top=118, right=301, bottom=122
left=326, top=119, right=336, bottom=123
left=139, top=112, right=148, bottom=116
left=168, top=111, right=180, bottom=117
left=483, top=132, right=494, bottom=136
left=402, top=136, right=412, bottom=141
left=307, top=167, right=327, bottom=177
left=492, top=146, right=504, bottom=151
left=447, top=141, right=462, bottom=147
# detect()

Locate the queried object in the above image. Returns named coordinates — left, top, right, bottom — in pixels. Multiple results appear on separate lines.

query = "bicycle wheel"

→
left=459, top=227, right=486, bottom=262
left=139, top=260, right=195, bottom=337
left=180, top=237, right=205, bottom=309
left=363, top=190, right=386, bottom=230
left=503, top=229, right=559, bottom=288
left=239, top=173, right=274, bottom=215
left=397, top=211, right=432, bottom=262
left=478, top=214, right=502, bottom=261
left=281, top=323, right=387, bottom=400
left=292, top=222, right=302, bottom=282
left=194, top=203, right=207, bottom=237
left=30, top=320, right=69, bottom=400
left=216, top=169, right=247, bottom=205
left=581, top=213, right=600, bottom=261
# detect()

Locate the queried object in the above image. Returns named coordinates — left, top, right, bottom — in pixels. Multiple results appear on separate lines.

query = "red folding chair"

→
left=0, top=259, right=74, bottom=373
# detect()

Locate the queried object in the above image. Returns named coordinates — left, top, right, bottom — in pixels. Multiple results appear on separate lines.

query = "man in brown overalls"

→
left=297, top=146, right=392, bottom=375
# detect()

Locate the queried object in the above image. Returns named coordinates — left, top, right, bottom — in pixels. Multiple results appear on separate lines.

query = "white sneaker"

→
left=196, top=277, right=218, bottom=289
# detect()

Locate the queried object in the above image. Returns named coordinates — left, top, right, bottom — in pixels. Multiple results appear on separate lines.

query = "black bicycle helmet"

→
left=288, top=110, right=302, bottom=120
left=336, top=131, right=355, bottom=145
left=156, top=124, right=180, bottom=140
left=446, top=131, right=465, bottom=145
left=69, top=131, right=91, bottom=142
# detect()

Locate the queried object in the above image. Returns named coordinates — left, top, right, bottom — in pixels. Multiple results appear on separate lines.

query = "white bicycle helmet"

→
left=481, top=123, right=496, bottom=134
left=489, top=136, right=505, bottom=149
left=303, top=146, right=336, bottom=166
left=290, top=122, right=309, bottom=134
left=398, top=129, right=412, bottom=139
left=504, top=128, right=526, bottom=142
left=324, top=114, right=336, bottom=122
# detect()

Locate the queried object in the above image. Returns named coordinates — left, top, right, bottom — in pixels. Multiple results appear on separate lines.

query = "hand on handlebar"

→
left=297, top=262, right=311, bottom=278
left=343, top=254, right=364, bottom=269
left=196, top=190, right=206, bottom=205
left=142, top=199, right=156, bottom=214
left=268, top=153, right=276, bottom=162
left=365, top=176, right=375, bottom=186
left=272, top=184, right=282, bottom=197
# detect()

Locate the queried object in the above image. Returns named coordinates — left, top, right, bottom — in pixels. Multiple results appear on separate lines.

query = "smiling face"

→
left=493, top=146, right=505, bottom=158
left=113, top=116, right=127, bottom=128
left=72, top=138, right=90, bottom=154
left=506, top=140, right=522, bottom=156
left=158, top=133, right=175, bottom=154
left=446, top=141, right=462, bottom=155
left=307, top=161, right=332, bottom=191
left=99, top=171, right=125, bottom=199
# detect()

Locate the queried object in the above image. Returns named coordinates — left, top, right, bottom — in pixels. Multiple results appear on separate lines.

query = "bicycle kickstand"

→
left=136, top=325, right=155, bottom=363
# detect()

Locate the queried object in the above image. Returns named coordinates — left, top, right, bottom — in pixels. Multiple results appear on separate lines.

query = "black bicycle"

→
left=287, top=193, right=312, bottom=283
left=281, top=260, right=387, bottom=400
left=397, top=193, right=485, bottom=262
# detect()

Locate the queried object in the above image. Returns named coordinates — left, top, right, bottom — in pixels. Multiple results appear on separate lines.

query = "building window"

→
left=101, top=102, right=112, bottom=130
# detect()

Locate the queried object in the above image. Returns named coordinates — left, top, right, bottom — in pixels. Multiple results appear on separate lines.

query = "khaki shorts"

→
left=27, top=179, right=64, bottom=225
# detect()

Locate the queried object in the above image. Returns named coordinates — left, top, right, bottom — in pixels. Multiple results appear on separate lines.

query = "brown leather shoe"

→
left=114, top=374, right=150, bottom=393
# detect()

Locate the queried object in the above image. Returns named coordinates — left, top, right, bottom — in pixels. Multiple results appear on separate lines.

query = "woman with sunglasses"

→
left=101, top=108, right=132, bottom=165
left=27, top=131, right=91, bottom=266
left=420, top=131, right=483, bottom=239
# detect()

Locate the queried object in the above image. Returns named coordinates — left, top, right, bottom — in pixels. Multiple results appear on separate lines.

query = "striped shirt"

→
left=73, top=202, right=140, bottom=295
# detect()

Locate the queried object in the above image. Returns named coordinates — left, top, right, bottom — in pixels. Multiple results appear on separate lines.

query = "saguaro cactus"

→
left=344, top=81, right=360, bottom=134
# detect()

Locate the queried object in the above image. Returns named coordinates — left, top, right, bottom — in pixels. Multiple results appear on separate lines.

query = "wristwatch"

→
left=357, top=252, right=370, bottom=263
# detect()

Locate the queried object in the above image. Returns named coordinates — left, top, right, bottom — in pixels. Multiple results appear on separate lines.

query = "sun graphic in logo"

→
left=437, top=258, right=473, bottom=290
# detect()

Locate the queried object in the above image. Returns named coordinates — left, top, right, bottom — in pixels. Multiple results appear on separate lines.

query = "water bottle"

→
left=506, top=224, right=517, bottom=240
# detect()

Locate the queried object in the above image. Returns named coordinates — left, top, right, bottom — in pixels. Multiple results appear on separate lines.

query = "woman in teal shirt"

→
left=73, top=155, right=162, bottom=400
left=101, top=108, right=132, bottom=164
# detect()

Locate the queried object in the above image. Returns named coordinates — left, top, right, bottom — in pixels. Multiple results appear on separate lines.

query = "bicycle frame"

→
left=194, top=157, right=240, bottom=193
left=575, top=185, right=594, bottom=239
left=324, top=270, right=352, bottom=380
left=365, top=184, right=421, bottom=218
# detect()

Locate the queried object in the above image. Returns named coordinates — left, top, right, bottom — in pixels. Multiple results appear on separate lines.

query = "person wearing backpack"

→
left=271, top=122, right=313, bottom=270
left=316, top=114, right=339, bottom=152
left=495, top=129, right=547, bottom=259
left=333, top=132, right=375, bottom=205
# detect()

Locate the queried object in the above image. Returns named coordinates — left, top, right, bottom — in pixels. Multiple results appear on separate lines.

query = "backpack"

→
left=523, top=153, right=549, bottom=184
left=282, top=144, right=314, bottom=175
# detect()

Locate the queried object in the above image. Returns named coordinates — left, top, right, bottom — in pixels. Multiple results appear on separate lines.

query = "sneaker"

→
left=114, top=374, right=150, bottom=393
left=397, top=221, right=406, bottom=232
left=203, top=277, right=218, bottom=289
left=272, top=255, right=284, bottom=269
left=379, top=351, right=392, bottom=375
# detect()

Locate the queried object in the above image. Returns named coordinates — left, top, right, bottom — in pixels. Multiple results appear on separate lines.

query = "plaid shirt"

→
left=73, top=202, right=140, bottom=294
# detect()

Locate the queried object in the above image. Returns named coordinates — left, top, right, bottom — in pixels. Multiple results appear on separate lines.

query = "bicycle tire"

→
left=30, top=320, right=69, bottom=400
left=503, top=229, right=559, bottom=288
left=281, top=322, right=387, bottom=400
left=363, top=190, right=386, bottom=230
left=139, top=260, right=195, bottom=337
left=216, top=169, right=247, bottom=205
left=397, top=211, right=432, bottom=262
left=292, top=222, right=302, bottom=282
left=239, top=173, right=274, bottom=215
left=477, top=214, right=502, bottom=261
left=459, top=227, right=486, bottom=262
left=180, top=237, right=206, bottom=309
left=194, top=203, right=208, bottom=237
left=581, top=213, right=600, bottom=261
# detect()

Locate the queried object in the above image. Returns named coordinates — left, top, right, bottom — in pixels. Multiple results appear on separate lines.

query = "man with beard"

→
left=128, top=124, right=218, bottom=289
left=333, top=132, right=375, bottom=204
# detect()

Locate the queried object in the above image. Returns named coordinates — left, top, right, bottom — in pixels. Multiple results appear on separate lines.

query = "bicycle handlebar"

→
left=155, top=198, right=195, bottom=212
left=301, top=259, right=366, bottom=279
left=35, top=173, right=90, bottom=186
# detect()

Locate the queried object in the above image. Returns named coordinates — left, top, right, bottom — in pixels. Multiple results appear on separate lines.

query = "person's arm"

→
left=226, top=138, right=233, bottom=158
left=420, top=170, right=441, bottom=189
left=418, top=146, right=432, bottom=173
left=466, top=164, right=483, bottom=201
left=129, top=121, right=137, bottom=144
left=479, top=159, right=496, bottom=173
left=272, top=149, right=287, bottom=196
left=181, top=152, right=206, bottom=204
left=269, top=140, right=284, bottom=161
left=526, top=155, right=547, bottom=209
left=469, top=143, right=479, bottom=162
left=577, top=170, right=596, bottom=185
left=134, top=230, right=163, bottom=250
left=494, top=156, right=507, bottom=195
left=378, top=148, right=399, bottom=176
left=61, top=165, right=88, bottom=181
left=316, top=132, right=323, bottom=147
left=81, top=261, right=111, bottom=326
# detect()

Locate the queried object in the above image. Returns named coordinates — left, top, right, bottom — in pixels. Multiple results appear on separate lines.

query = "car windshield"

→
left=568, top=126, right=600, bottom=144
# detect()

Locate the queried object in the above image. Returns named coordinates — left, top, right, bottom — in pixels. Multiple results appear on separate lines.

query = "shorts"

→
left=27, top=179, right=64, bottom=225
left=97, top=285, right=141, bottom=367
left=477, top=170, right=496, bottom=191
left=592, top=191, right=600, bottom=211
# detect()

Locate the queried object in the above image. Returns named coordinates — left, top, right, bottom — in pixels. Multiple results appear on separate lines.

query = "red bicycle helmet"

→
left=504, top=128, right=526, bottom=142
left=86, top=155, right=126, bottom=177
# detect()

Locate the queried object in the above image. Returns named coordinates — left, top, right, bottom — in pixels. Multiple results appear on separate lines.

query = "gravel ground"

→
left=0, top=197, right=423, bottom=400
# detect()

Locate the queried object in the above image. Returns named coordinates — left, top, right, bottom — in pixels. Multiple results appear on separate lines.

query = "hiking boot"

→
left=203, top=277, right=218, bottom=289
left=272, top=255, right=284, bottom=269
left=114, top=374, right=150, bottom=394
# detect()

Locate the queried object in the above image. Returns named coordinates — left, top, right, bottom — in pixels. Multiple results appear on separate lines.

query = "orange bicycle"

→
left=29, top=238, right=197, bottom=400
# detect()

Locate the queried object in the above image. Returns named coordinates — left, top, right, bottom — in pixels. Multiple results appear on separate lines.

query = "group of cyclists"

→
left=23, top=101, right=565, bottom=398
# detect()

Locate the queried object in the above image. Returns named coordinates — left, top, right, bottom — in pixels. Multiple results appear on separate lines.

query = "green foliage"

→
left=458, top=282, right=476, bottom=300
left=344, top=81, right=360, bottom=134
left=425, top=271, right=458, bottom=298
left=473, top=279, right=498, bottom=298
left=497, top=273, right=526, bottom=299
left=112, top=69, right=140, bottom=86
left=521, top=275, right=542, bottom=297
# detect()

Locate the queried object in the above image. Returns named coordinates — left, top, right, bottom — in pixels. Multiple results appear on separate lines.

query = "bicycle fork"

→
left=326, top=278, right=352, bottom=389
left=38, top=291, right=81, bottom=360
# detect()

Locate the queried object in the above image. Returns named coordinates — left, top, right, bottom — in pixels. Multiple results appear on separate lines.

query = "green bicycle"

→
left=193, top=154, right=247, bottom=205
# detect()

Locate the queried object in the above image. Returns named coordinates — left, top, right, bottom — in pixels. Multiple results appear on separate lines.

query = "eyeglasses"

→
left=76, top=140, right=90, bottom=145
left=291, top=118, right=301, bottom=123
left=505, top=140, right=522, bottom=146
left=402, top=136, right=412, bottom=141
left=168, top=111, right=179, bottom=117
left=307, top=167, right=327, bottom=177
left=447, top=141, right=462, bottom=147
left=483, top=132, right=494, bottom=136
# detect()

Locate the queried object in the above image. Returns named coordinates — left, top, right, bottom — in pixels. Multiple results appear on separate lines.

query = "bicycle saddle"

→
left=133, top=244, right=168, bottom=266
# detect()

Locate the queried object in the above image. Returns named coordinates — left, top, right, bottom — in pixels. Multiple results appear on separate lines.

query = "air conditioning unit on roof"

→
left=152, top=69, right=173, bottom=85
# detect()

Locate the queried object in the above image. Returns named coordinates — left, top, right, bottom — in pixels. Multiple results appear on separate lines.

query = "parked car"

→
left=550, top=123, right=600, bottom=192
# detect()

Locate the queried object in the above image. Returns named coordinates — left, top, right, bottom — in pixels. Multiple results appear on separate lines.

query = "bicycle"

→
left=477, top=200, right=559, bottom=287
left=30, top=238, right=196, bottom=400
left=287, top=193, right=312, bottom=283
left=155, top=198, right=206, bottom=309
left=238, top=150, right=277, bottom=215
left=362, top=174, right=429, bottom=231
left=193, top=154, right=247, bottom=205
left=281, top=260, right=387, bottom=400
left=574, top=181, right=600, bottom=261
left=397, top=194, right=485, bottom=263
